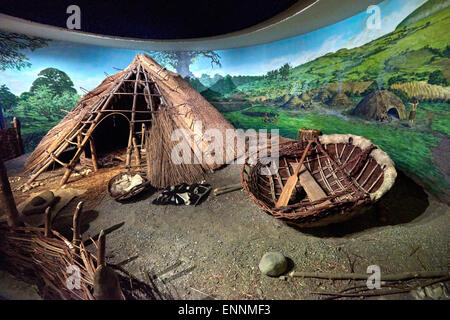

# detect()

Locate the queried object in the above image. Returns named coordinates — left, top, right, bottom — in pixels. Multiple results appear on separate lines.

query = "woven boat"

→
left=241, top=132, right=397, bottom=227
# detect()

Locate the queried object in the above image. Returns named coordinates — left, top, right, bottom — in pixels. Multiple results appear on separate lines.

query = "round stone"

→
left=258, top=252, right=288, bottom=277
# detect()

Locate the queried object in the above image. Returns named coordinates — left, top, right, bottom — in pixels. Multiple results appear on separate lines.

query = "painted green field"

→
left=224, top=105, right=449, bottom=199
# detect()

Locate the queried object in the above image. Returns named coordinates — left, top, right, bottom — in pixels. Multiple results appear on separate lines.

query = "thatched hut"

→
left=25, top=54, right=237, bottom=188
left=299, top=92, right=311, bottom=102
left=351, top=90, right=407, bottom=121
left=329, top=92, right=352, bottom=106
left=314, top=88, right=332, bottom=104
left=281, top=95, right=305, bottom=109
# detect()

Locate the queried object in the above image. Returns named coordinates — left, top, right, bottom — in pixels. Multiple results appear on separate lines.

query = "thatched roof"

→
left=351, top=90, right=407, bottom=120
left=26, top=54, right=237, bottom=187
left=313, top=88, right=332, bottom=103
left=329, top=92, right=352, bottom=106
left=281, top=95, right=305, bottom=109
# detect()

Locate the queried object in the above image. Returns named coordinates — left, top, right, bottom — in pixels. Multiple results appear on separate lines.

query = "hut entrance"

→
left=387, top=108, right=400, bottom=119
left=89, top=113, right=130, bottom=157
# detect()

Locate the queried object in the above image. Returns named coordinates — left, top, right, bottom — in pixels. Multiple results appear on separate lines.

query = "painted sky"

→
left=0, top=0, right=427, bottom=95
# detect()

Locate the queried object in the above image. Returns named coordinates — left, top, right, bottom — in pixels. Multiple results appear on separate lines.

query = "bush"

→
left=428, top=70, right=448, bottom=86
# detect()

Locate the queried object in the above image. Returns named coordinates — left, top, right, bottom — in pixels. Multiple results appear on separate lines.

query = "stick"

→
left=0, top=158, right=20, bottom=227
left=97, top=230, right=106, bottom=268
left=72, top=201, right=83, bottom=253
left=132, top=137, right=141, bottom=165
left=89, top=137, right=99, bottom=172
left=213, top=183, right=242, bottom=196
left=313, top=276, right=450, bottom=299
left=276, top=140, right=313, bottom=208
left=83, top=222, right=125, bottom=246
left=289, top=270, right=450, bottom=281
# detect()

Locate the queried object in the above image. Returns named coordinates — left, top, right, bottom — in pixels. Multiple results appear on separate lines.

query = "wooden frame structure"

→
left=25, top=54, right=236, bottom=188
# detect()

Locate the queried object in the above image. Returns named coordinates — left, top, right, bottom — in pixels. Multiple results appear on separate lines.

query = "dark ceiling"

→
left=0, top=0, right=300, bottom=39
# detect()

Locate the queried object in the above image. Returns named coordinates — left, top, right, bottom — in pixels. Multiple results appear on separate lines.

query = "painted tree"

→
left=279, top=63, right=291, bottom=80
left=0, top=85, right=18, bottom=112
left=16, top=85, right=79, bottom=122
left=0, top=31, right=48, bottom=71
left=149, top=51, right=221, bottom=78
left=30, top=68, right=77, bottom=94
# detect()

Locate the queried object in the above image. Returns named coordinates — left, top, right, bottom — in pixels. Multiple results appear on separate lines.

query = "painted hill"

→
left=233, top=5, right=450, bottom=100
left=397, top=0, right=450, bottom=29
left=209, top=75, right=237, bottom=95
left=189, top=78, right=207, bottom=92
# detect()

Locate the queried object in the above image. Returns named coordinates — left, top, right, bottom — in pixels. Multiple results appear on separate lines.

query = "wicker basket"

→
left=108, top=172, right=152, bottom=201
left=241, top=134, right=396, bottom=228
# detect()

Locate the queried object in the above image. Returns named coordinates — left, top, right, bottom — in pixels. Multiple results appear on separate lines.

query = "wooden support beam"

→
left=89, top=138, right=99, bottom=172
left=132, top=137, right=141, bottom=165
left=0, top=158, right=20, bottom=228
left=145, top=131, right=151, bottom=179
left=125, top=65, right=141, bottom=168
left=141, top=124, right=146, bottom=148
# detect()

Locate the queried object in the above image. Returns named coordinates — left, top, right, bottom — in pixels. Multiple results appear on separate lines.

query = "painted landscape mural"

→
left=0, top=0, right=449, bottom=202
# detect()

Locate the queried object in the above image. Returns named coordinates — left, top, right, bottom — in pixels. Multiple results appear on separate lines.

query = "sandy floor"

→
left=1, top=155, right=449, bottom=300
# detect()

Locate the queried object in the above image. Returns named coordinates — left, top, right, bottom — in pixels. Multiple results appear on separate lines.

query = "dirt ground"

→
left=1, top=154, right=449, bottom=300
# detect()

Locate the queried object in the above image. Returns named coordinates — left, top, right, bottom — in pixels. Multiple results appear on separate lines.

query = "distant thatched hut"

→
left=282, top=95, right=305, bottom=109
left=314, top=89, right=332, bottom=104
left=299, top=92, right=312, bottom=102
left=329, top=92, right=352, bottom=106
left=351, top=90, right=407, bottom=121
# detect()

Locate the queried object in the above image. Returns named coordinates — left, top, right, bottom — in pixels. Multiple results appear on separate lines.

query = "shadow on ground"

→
left=297, top=171, right=430, bottom=238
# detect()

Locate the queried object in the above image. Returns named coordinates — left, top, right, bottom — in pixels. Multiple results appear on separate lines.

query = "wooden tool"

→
left=275, top=140, right=314, bottom=208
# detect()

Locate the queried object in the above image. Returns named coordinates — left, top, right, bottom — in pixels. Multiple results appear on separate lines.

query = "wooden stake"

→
left=0, top=158, right=20, bottom=227
left=132, top=137, right=141, bottom=165
left=72, top=201, right=83, bottom=252
left=141, top=123, right=146, bottom=148
left=97, top=230, right=106, bottom=268
left=89, top=138, right=99, bottom=172
left=44, top=206, right=52, bottom=237
left=93, top=229, right=125, bottom=300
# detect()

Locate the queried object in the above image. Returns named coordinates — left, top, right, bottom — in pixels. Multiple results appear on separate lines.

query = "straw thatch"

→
left=329, top=92, right=352, bottom=106
left=25, top=54, right=236, bottom=187
left=351, top=90, right=407, bottom=120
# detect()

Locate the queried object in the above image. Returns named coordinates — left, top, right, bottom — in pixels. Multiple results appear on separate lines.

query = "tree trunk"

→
left=175, top=52, right=194, bottom=78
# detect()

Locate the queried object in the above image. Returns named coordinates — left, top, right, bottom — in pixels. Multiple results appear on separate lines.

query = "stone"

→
left=259, top=252, right=288, bottom=277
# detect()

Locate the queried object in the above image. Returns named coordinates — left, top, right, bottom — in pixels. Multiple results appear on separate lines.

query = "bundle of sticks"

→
left=0, top=203, right=171, bottom=300
left=0, top=223, right=97, bottom=299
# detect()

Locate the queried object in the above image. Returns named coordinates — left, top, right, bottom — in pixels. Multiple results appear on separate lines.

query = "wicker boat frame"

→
left=241, top=133, right=397, bottom=227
